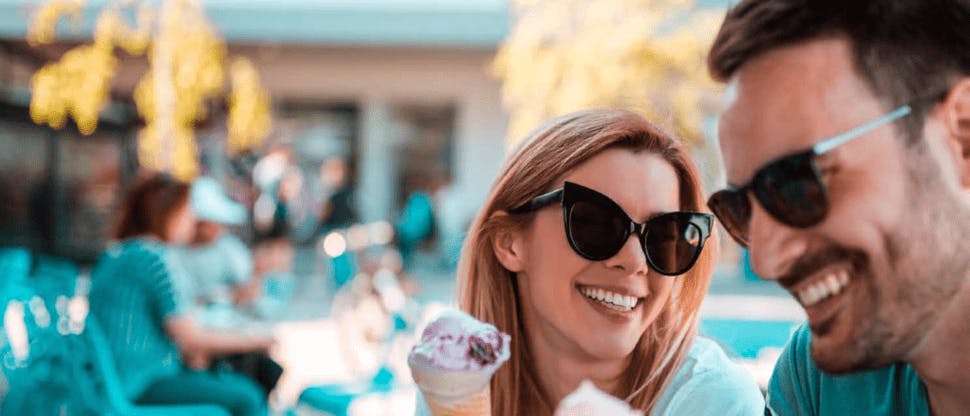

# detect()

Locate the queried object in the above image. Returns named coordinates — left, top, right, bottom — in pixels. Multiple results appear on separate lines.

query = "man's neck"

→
left=907, top=281, right=970, bottom=415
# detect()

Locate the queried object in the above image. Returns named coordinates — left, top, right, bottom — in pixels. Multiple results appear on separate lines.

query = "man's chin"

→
left=810, top=338, right=891, bottom=375
left=810, top=349, right=859, bottom=375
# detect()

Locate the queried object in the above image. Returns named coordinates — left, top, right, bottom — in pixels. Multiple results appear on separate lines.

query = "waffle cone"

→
left=422, top=386, right=491, bottom=416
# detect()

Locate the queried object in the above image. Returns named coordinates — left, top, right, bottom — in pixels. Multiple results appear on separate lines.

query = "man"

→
left=177, top=176, right=283, bottom=398
left=705, top=1, right=970, bottom=415
left=178, top=176, right=260, bottom=316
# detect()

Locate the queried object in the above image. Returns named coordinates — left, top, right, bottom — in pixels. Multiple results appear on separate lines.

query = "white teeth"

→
left=579, top=287, right=639, bottom=311
left=803, top=286, right=819, bottom=306
left=825, top=275, right=840, bottom=295
left=797, top=270, right=852, bottom=307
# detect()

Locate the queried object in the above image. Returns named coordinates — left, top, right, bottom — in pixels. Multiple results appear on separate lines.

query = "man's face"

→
left=195, top=220, right=226, bottom=245
left=717, top=37, right=968, bottom=373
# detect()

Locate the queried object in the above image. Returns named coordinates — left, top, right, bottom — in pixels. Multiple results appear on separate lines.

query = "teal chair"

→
left=2, top=318, right=228, bottom=415
left=0, top=250, right=228, bottom=416
left=0, top=247, right=32, bottom=304
left=76, top=319, right=230, bottom=415
left=298, top=310, right=412, bottom=415
left=331, top=251, right=358, bottom=289
left=30, top=254, right=80, bottom=307
left=297, top=365, right=398, bottom=416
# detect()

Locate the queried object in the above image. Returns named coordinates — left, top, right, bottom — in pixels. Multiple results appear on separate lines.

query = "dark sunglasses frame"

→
left=707, top=105, right=913, bottom=247
left=509, top=181, right=713, bottom=276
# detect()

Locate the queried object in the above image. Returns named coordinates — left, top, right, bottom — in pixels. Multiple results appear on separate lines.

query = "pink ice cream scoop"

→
left=554, top=380, right=643, bottom=416
left=409, top=310, right=511, bottom=373
left=408, top=309, right=511, bottom=411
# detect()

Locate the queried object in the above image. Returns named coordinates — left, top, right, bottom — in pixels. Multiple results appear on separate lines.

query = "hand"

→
left=233, top=280, right=263, bottom=306
left=184, top=349, right=211, bottom=370
left=250, top=331, right=278, bottom=354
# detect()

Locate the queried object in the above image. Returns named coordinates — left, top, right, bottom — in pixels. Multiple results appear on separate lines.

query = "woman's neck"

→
left=527, top=326, right=632, bottom=406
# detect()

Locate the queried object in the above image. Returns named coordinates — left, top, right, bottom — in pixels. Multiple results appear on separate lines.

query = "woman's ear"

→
left=490, top=211, right=527, bottom=273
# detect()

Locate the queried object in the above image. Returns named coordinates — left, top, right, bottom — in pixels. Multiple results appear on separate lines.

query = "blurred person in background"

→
left=395, top=173, right=441, bottom=270
left=89, top=172, right=273, bottom=416
left=252, top=148, right=295, bottom=241
left=316, top=156, right=357, bottom=233
left=179, top=177, right=261, bottom=317
left=452, top=109, right=764, bottom=414
left=177, top=176, right=284, bottom=398
left=249, top=149, right=299, bottom=316
left=706, top=1, right=970, bottom=414
left=332, top=246, right=420, bottom=378
left=250, top=234, right=296, bottom=319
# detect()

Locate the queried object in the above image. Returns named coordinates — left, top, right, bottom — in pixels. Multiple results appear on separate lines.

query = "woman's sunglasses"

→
left=509, top=181, right=713, bottom=276
left=707, top=105, right=913, bottom=247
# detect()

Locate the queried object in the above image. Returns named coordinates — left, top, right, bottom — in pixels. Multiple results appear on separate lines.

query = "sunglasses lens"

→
left=708, top=190, right=751, bottom=246
left=643, top=216, right=705, bottom=275
left=567, top=199, right=628, bottom=260
left=754, top=156, right=828, bottom=228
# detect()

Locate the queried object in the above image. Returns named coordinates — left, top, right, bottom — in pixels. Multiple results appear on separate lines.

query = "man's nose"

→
left=747, top=197, right=808, bottom=280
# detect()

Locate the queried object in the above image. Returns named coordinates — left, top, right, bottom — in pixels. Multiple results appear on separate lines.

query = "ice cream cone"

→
left=410, top=351, right=494, bottom=415
left=421, top=385, right=491, bottom=416
left=407, top=310, right=510, bottom=416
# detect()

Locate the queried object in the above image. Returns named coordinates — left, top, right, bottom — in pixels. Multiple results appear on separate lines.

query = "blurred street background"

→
left=0, top=0, right=802, bottom=414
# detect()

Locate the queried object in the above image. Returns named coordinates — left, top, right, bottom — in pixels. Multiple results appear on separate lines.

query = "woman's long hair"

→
left=112, top=172, right=191, bottom=242
left=457, top=109, right=717, bottom=414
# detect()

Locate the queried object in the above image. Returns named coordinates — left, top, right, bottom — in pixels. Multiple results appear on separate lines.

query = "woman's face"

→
left=514, top=148, right=681, bottom=361
left=166, top=200, right=197, bottom=245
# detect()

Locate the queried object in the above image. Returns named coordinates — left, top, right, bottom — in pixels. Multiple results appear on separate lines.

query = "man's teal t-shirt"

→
left=767, top=323, right=930, bottom=416
left=89, top=238, right=189, bottom=400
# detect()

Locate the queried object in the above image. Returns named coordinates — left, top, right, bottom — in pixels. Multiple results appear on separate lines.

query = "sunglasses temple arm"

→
left=510, top=188, right=563, bottom=213
left=812, top=105, right=912, bottom=154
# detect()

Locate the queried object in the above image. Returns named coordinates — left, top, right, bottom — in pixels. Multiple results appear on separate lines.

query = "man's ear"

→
left=490, top=211, right=527, bottom=273
left=941, top=78, right=970, bottom=189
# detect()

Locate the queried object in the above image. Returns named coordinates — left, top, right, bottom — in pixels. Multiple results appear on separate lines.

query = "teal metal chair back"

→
left=30, top=254, right=79, bottom=312
left=298, top=364, right=398, bottom=416
left=77, top=318, right=228, bottom=415
left=0, top=247, right=31, bottom=305
left=0, top=250, right=226, bottom=415
left=1, top=249, right=89, bottom=414
left=0, top=247, right=32, bottom=413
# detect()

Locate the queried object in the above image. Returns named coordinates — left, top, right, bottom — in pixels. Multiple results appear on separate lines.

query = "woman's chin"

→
left=575, top=336, right=639, bottom=361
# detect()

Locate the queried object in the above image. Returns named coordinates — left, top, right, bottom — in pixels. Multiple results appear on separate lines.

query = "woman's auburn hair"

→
left=112, top=171, right=191, bottom=242
left=456, top=108, right=717, bottom=414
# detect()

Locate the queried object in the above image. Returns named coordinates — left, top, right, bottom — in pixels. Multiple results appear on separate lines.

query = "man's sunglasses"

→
left=509, top=181, right=713, bottom=276
left=707, top=105, right=913, bottom=247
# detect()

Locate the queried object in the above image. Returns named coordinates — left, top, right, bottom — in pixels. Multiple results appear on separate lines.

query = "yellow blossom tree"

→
left=27, top=0, right=272, bottom=180
left=494, top=0, right=722, bottom=148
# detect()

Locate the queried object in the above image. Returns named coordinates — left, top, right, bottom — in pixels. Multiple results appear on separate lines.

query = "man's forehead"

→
left=716, top=38, right=879, bottom=183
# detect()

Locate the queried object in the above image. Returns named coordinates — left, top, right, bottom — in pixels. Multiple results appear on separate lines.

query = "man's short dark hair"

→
left=707, top=0, right=970, bottom=142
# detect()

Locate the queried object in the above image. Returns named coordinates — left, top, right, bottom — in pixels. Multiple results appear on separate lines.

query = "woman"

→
left=89, top=173, right=274, bottom=415
left=456, top=109, right=763, bottom=414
